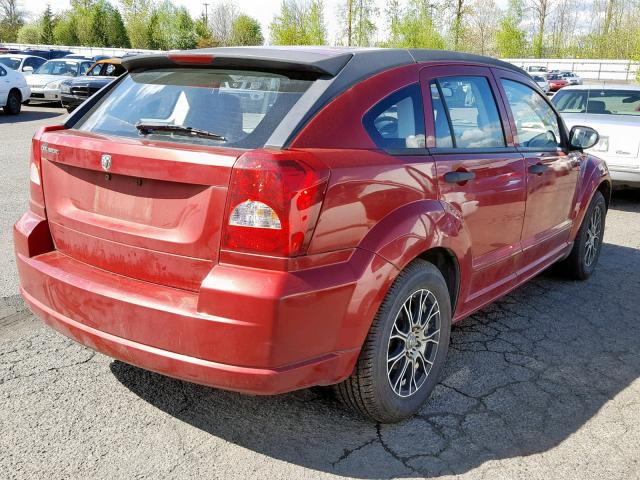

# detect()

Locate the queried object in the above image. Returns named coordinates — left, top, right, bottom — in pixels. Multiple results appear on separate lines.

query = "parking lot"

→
left=1, top=104, right=639, bottom=479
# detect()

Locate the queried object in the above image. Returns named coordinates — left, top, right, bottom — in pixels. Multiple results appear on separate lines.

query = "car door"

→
left=0, top=66, right=9, bottom=106
left=493, top=70, right=580, bottom=276
left=420, top=65, right=527, bottom=315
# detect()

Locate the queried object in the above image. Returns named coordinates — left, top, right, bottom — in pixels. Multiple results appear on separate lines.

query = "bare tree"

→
left=0, top=0, right=24, bottom=42
left=209, top=1, right=239, bottom=46
left=467, top=0, right=500, bottom=55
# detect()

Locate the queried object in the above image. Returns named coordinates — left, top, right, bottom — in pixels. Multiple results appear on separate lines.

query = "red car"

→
left=14, top=48, right=609, bottom=422
left=548, top=74, right=569, bottom=91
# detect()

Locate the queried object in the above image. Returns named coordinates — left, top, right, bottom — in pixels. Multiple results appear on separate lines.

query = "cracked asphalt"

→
left=1, top=105, right=639, bottom=479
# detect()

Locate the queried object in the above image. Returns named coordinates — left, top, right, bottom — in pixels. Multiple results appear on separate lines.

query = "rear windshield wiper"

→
left=135, top=123, right=226, bottom=141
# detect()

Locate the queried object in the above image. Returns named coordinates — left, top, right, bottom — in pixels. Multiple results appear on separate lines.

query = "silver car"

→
left=553, top=85, right=640, bottom=187
left=532, top=75, right=550, bottom=94
left=25, top=59, right=93, bottom=104
left=560, top=71, right=582, bottom=85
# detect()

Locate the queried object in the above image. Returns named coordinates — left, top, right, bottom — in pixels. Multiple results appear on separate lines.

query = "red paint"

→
left=548, top=78, right=569, bottom=91
left=15, top=59, right=610, bottom=394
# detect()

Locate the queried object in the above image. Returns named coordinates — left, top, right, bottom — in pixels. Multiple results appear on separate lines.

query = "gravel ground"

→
left=1, top=105, right=639, bottom=480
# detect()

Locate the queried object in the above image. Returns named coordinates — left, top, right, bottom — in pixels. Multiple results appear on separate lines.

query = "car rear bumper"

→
left=14, top=211, right=379, bottom=394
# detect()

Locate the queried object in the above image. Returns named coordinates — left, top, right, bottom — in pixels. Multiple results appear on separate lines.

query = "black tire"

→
left=558, top=191, right=606, bottom=280
left=335, top=259, right=452, bottom=423
left=3, top=90, right=21, bottom=115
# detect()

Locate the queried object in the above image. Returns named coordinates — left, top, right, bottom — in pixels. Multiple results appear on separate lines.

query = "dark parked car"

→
left=15, top=47, right=610, bottom=423
left=19, top=49, right=74, bottom=60
left=61, top=58, right=126, bottom=112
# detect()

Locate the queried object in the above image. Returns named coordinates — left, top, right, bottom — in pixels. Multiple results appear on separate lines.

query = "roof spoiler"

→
left=122, top=49, right=354, bottom=77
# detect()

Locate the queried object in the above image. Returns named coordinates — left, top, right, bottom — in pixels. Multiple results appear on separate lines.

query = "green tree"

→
left=194, top=13, right=217, bottom=47
left=53, top=13, right=79, bottom=45
left=230, top=14, right=264, bottom=46
left=495, top=0, right=526, bottom=58
left=16, top=22, right=41, bottom=43
left=0, top=0, right=25, bottom=42
left=271, top=0, right=326, bottom=45
left=88, top=1, right=110, bottom=46
left=384, top=0, right=445, bottom=49
left=40, top=4, right=55, bottom=44
left=305, top=0, right=326, bottom=44
left=340, top=0, right=377, bottom=46
left=174, top=7, right=197, bottom=49
left=108, top=5, right=131, bottom=47
left=119, top=0, right=152, bottom=48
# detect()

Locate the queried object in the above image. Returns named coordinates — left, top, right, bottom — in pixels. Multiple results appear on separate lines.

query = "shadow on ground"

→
left=112, top=209, right=640, bottom=477
left=0, top=104, right=64, bottom=124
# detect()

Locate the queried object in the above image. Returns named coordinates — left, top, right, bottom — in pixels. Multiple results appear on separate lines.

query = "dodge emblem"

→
left=101, top=154, right=112, bottom=171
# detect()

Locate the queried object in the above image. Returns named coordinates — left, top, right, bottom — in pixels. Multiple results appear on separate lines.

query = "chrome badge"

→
left=101, top=154, right=112, bottom=171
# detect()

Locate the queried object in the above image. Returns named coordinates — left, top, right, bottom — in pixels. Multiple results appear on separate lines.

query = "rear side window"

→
left=501, top=79, right=561, bottom=149
left=74, top=68, right=314, bottom=148
left=0, top=66, right=6, bottom=77
left=363, top=84, right=426, bottom=151
left=431, top=76, right=505, bottom=149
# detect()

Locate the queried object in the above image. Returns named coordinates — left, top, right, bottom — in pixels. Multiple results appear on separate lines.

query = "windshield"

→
left=532, top=76, right=545, bottom=82
left=74, top=68, right=314, bottom=148
left=553, top=89, right=640, bottom=116
left=35, top=60, right=79, bottom=76
left=0, top=57, right=20, bottom=70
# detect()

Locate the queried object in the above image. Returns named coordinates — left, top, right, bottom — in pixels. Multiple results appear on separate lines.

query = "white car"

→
left=553, top=85, right=640, bottom=188
left=531, top=74, right=550, bottom=94
left=560, top=71, right=582, bottom=85
left=0, top=63, right=31, bottom=114
left=0, top=54, right=47, bottom=76
left=25, top=59, right=93, bottom=104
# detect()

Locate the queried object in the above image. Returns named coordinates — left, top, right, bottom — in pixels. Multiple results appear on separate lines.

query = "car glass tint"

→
left=501, top=79, right=561, bottom=149
left=74, top=68, right=314, bottom=149
left=88, top=64, right=103, bottom=76
left=554, top=89, right=640, bottom=116
left=362, top=83, right=426, bottom=150
left=35, top=60, right=78, bottom=76
left=436, top=76, right=505, bottom=148
left=429, top=82, right=453, bottom=148
left=0, top=57, right=20, bottom=69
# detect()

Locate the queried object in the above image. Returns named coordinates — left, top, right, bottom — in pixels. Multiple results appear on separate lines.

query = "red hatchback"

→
left=548, top=74, right=569, bottom=92
left=15, top=48, right=610, bottom=422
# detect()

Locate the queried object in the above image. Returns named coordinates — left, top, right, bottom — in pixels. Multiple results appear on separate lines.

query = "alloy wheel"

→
left=386, top=289, right=441, bottom=398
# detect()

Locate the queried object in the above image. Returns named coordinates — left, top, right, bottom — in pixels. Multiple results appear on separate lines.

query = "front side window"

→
left=363, top=84, right=426, bottom=150
left=74, top=68, right=314, bottom=149
left=432, top=76, right=505, bottom=149
left=501, top=79, right=561, bottom=149
left=553, top=89, right=640, bottom=116
left=87, top=64, right=103, bottom=76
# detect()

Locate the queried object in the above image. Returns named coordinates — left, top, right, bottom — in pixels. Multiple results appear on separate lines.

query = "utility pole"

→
left=203, top=2, right=210, bottom=24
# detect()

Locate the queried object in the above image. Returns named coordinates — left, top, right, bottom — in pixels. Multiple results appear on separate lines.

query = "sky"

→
left=23, top=0, right=392, bottom=45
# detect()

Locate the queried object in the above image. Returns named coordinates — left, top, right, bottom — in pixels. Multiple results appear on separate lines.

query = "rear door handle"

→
left=444, top=171, right=476, bottom=183
left=528, top=164, right=549, bottom=175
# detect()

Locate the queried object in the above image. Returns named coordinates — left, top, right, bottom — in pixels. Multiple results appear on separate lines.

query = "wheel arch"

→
left=418, top=247, right=460, bottom=314
left=8, top=87, right=22, bottom=102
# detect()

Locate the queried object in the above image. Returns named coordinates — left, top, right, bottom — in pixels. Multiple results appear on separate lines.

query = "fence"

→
left=506, top=58, right=639, bottom=82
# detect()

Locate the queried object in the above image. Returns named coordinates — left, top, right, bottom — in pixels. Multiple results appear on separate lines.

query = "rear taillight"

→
left=29, top=125, right=64, bottom=217
left=222, top=150, right=329, bottom=257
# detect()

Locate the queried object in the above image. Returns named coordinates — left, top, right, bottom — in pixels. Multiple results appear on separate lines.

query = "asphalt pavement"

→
left=1, top=105, right=639, bottom=479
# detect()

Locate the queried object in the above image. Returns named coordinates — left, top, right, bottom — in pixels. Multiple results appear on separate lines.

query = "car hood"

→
left=26, top=74, right=74, bottom=87
left=67, top=76, right=114, bottom=87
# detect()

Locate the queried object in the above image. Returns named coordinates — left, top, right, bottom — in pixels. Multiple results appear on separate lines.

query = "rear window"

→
left=74, top=68, right=314, bottom=148
left=553, top=89, right=640, bottom=116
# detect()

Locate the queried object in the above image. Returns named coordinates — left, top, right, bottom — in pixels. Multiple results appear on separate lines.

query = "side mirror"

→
left=22, top=66, right=33, bottom=73
left=569, top=125, right=599, bottom=151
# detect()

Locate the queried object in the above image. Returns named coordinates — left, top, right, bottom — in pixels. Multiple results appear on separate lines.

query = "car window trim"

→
left=429, top=146, right=520, bottom=156
left=432, top=79, right=457, bottom=148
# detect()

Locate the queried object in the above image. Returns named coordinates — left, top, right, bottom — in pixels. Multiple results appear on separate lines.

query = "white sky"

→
left=23, top=0, right=386, bottom=45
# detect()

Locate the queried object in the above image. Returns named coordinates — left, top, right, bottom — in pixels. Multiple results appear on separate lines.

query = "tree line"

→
left=0, top=0, right=639, bottom=61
